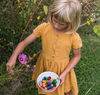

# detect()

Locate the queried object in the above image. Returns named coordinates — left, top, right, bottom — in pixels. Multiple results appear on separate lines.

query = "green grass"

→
left=76, top=23, right=100, bottom=95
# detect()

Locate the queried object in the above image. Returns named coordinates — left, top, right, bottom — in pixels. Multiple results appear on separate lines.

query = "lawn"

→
left=76, top=24, right=100, bottom=95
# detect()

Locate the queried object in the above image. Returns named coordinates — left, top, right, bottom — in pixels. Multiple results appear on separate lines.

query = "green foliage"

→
left=0, top=0, right=49, bottom=45
left=79, top=0, right=100, bottom=23
left=43, top=5, right=48, bottom=15
left=93, top=25, right=100, bottom=36
left=34, top=0, right=37, bottom=4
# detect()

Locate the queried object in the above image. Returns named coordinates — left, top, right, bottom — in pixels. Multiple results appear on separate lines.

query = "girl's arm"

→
left=57, top=48, right=81, bottom=85
left=6, top=33, right=37, bottom=72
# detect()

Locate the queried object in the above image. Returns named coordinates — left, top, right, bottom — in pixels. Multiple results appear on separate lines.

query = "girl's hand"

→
left=6, top=58, right=16, bottom=73
left=57, top=72, right=66, bottom=85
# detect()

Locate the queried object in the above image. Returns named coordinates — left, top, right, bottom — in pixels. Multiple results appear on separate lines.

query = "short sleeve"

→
left=71, top=32, right=82, bottom=49
left=33, top=23, right=47, bottom=37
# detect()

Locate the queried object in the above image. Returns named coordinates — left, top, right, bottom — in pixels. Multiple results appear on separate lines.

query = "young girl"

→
left=6, top=0, right=82, bottom=95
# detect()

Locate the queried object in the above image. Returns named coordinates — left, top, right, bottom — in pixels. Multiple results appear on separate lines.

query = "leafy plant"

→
left=93, top=25, right=100, bottom=36
left=43, top=5, right=48, bottom=15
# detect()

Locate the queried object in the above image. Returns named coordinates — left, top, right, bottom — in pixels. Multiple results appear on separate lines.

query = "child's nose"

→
left=54, top=23, right=59, bottom=28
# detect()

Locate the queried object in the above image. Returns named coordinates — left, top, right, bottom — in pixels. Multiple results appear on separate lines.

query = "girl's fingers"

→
left=6, top=65, right=12, bottom=72
left=57, top=77, right=60, bottom=80
left=6, top=64, right=15, bottom=71
left=57, top=76, right=65, bottom=85
left=59, top=79, right=64, bottom=86
left=6, top=64, right=9, bottom=72
left=8, top=66, right=11, bottom=72
left=60, top=81, right=64, bottom=85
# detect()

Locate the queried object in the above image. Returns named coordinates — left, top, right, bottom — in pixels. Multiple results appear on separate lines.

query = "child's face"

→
left=52, top=16, right=68, bottom=31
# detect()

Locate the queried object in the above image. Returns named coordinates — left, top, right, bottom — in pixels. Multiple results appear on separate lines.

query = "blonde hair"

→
left=47, top=0, right=82, bottom=33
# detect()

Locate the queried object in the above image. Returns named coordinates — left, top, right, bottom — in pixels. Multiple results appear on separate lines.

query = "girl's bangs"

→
left=53, top=10, right=72, bottom=23
left=53, top=13, right=66, bottom=23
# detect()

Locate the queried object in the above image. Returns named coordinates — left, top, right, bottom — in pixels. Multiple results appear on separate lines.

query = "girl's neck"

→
left=53, top=27, right=68, bottom=34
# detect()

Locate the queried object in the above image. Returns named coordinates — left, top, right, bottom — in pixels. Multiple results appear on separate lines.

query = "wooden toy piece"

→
left=46, top=82, right=48, bottom=84
left=52, top=81, right=54, bottom=83
left=46, top=80, right=49, bottom=82
left=48, top=76, right=51, bottom=80
left=52, top=87, right=56, bottom=89
left=53, top=79, right=57, bottom=83
left=50, top=87, right=55, bottom=90
left=43, top=82, right=46, bottom=86
left=49, top=80, right=52, bottom=84
left=49, top=85, right=51, bottom=89
left=50, top=79, right=53, bottom=82
left=41, top=80, right=43, bottom=83
left=54, top=79, right=57, bottom=83
left=53, top=83, right=56, bottom=87
left=43, top=80, right=46, bottom=83
left=42, top=77, right=46, bottom=80
left=46, top=77, right=48, bottom=80
left=46, top=84, right=47, bottom=87
left=47, top=86, right=50, bottom=90
left=53, top=79, right=56, bottom=81
left=43, top=84, right=46, bottom=87
left=41, top=87, right=44, bottom=89
left=51, top=84, right=53, bottom=87
left=47, top=83, right=50, bottom=86
left=49, top=88, right=52, bottom=90
left=45, top=87, right=47, bottom=90
left=39, top=81, right=43, bottom=87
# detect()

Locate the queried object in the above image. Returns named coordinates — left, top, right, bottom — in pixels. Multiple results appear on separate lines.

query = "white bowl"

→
left=37, top=71, right=60, bottom=93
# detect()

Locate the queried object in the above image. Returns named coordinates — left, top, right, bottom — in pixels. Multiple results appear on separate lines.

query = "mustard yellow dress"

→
left=32, top=23, right=82, bottom=95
